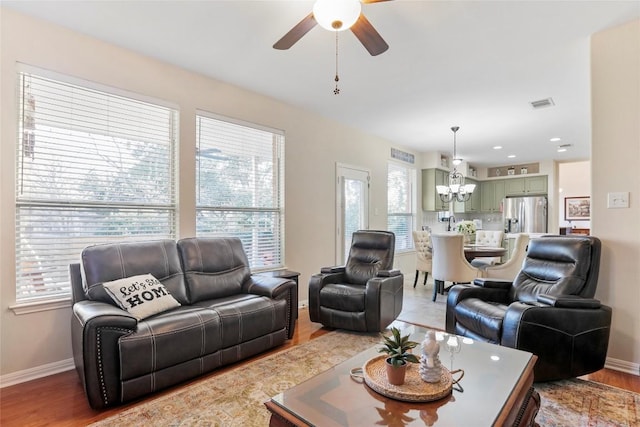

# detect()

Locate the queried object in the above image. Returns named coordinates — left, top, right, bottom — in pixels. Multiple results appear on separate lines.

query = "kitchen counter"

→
left=506, top=233, right=546, bottom=239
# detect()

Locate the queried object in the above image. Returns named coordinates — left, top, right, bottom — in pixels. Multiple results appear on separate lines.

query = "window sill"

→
left=9, top=298, right=72, bottom=315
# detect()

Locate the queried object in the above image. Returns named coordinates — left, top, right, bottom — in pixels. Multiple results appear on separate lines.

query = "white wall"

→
left=0, top=8, right=421, bottom=379
left=558, top=161, right=591, bottom=230
left=591, top=19, right=640, bottom=372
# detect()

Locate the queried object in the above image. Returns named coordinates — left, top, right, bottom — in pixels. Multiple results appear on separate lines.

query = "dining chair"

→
left=471, top=230, right=505, bottom=267
left=412, top=230, right=432, bottom=288
left=479, top=233, right=530, bottom=281
left=431, top=234, right=482, bottom=302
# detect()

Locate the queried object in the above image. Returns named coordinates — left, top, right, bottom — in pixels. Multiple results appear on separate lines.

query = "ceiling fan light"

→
left=452, top=158, right=463, bottom=166
left=313, top=0, right=362, bottom=32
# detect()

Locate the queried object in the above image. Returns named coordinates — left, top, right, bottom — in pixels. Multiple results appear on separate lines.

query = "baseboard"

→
left=605, top=356, right=640, bottom=376
left=0, top=358, right=75, bottom=388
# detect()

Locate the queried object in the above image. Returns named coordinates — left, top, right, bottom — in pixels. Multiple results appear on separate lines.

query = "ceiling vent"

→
left=391, top=148, right=415, bottom=164
left=530, top=98, right=555, bottom=109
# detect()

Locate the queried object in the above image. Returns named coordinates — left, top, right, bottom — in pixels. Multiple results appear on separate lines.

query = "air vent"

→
left=530, top=98, right=555, bottom=109
left=391, top=148, right=415, bottom=164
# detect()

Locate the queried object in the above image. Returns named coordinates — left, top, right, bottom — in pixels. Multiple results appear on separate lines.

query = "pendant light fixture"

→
left=436, top=126, right=476, bottom=203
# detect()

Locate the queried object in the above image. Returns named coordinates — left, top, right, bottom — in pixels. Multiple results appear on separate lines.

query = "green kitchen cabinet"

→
left=505, top=176, right=547, bottom=196
left=480, top=179, right=506, bottom=212
left=524, top=175, right=548, bottom=194
left=422, top=168, right=450, bottom=211
left=453, top=178, right=480, bottom=213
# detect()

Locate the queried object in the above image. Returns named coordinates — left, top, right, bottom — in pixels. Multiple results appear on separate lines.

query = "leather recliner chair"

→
left=446, top=235, right=612, bottom=381
left=309, top=230, right=403, bottom=332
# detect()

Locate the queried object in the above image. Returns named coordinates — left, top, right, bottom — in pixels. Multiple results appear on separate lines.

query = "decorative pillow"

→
left=102, top=274, right=180, bottom=320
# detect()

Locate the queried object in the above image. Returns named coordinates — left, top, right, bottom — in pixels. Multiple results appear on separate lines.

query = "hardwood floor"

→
left=1, top=309, right=638, bottom=426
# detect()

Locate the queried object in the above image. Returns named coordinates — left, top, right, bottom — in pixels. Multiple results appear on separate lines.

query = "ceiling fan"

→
left=273, top=0, right=392, bottom=56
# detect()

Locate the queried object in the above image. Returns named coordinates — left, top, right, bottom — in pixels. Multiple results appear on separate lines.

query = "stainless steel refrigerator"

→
left=503, top=196, right=548, bottom=234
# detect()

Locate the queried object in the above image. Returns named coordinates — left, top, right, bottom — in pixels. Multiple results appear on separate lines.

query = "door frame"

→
left=335, top=163, right=370, bottom=264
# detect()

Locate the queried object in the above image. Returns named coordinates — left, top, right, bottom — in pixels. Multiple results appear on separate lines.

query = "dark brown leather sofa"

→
left=446, top=235, right=612, bottom=382
left=70, top=237, right=296, bottom=409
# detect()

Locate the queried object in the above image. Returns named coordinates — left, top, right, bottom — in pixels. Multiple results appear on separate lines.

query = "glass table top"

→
left=270, top=324, right=535, bottom=426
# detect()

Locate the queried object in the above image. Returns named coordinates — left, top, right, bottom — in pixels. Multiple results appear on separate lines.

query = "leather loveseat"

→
left=70, top=237, right=296, bottom=409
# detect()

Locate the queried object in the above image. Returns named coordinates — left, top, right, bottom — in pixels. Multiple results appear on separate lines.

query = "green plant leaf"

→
left=379, top=327, right=419, bottom=362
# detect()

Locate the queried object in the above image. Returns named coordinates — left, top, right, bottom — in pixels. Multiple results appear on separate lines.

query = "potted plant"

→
left=378, top=327, right=419, bottom=385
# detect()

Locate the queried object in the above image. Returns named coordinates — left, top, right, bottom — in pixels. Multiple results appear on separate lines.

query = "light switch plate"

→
left=607, top=192, right=629, bottom=208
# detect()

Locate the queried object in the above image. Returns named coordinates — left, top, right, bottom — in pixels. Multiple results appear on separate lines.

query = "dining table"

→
left=463, top=244, right=507, bottom=262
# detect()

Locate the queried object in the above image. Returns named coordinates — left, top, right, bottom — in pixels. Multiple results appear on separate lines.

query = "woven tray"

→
left=362, top=355, right=453, bottom=402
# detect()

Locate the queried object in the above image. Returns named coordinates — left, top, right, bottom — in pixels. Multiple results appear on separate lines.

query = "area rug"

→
left=91, top=328, right=640, bottom=427
left=90, top=330, right=381, bottom=427
left=535, top=379, right=639, bottom=426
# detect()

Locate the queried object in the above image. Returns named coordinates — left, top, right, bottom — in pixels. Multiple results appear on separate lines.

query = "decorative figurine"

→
left=419, top=330, right=443, bottom=383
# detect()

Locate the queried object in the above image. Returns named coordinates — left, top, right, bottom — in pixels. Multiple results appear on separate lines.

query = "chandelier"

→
left=436, top=126, right=476, bottom=203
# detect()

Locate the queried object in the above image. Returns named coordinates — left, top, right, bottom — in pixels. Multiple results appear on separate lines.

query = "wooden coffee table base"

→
left=266, top=361, right=540, bottom=427
left=265, top=327, right=540, bottom=427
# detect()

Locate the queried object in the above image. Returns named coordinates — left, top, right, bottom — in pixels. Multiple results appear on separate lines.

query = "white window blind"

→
left=387, top=162, right=416, bottom=251
left=196, top=113, right=285, bottom=270
left=15, top=72, right=177, bottom=302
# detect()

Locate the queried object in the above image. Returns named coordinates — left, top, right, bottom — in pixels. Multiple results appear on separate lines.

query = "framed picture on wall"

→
left=565, top=196, right=591, bottom=220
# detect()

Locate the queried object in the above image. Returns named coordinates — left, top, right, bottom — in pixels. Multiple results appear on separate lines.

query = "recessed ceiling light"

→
left=493, top=146, right=503, bottom=150
left=507, top=154, right=516, bottom=158
left=557, top=148, right=567, bottom=152
left=550, top=137, right=561, bottom=142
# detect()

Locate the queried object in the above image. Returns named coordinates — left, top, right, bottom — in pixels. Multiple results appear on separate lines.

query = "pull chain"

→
left=334, top=31, right=340, bottom=95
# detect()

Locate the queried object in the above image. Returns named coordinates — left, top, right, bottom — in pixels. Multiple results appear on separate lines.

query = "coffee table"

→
left=265, top=325, right=540, bottom=426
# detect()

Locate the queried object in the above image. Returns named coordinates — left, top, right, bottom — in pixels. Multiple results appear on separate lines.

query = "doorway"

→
left=336, top=164, right=370, bottom=264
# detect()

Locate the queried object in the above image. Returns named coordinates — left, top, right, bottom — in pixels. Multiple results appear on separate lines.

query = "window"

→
left=196, top=113, right=285, bottom=270
left=387, top=162, right=416, bottom=251
left=15, top=71, right=178, bottom=303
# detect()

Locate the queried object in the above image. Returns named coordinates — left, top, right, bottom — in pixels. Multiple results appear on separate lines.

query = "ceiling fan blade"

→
left=273, top=13, right=317, bottom=50
left=361, top=0, right=393, bottom=3
left=350, top=14, right=389, bottom=56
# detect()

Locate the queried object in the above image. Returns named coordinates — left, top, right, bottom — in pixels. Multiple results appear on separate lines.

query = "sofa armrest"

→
left=365, top=273, right=404, bottom=331
left=536, top=294, right=602, bottom=309
left=244, top=275, right=295, bottom=299
left=244, top=275, right=297, bottom=339
left=320, top=265, right=345, bottom=274
left=502, top=301, right=612, bottom=381
left=72, top=300, right=136, bottom=409
left=309, top=269, right=347, bottom=324
left=473, top=278, right=513, bottom=290
left=377, top=269, right=401, bottom=277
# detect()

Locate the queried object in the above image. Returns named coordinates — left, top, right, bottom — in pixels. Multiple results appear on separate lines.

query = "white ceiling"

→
left=4, top=0, right=639, bottom=167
